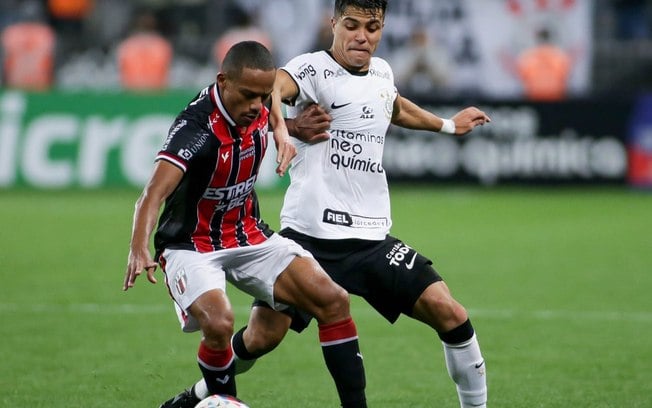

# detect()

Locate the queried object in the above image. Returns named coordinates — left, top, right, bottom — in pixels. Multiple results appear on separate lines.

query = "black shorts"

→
left=253, top=228, right=443, bottom=332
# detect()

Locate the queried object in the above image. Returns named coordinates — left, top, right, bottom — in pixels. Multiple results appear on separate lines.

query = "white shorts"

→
left=160, top=234, right=314, bottom=332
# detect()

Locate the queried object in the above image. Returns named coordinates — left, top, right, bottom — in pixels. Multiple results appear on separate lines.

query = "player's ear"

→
left=216, top=72, right=226, bottom=87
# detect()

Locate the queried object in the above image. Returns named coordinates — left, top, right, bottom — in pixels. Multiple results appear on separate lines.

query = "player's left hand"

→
left=452, top=106, right=491, bottom=135
left=293, top=104, right=332, bottom=144
left=273, top=124, right=297, bottom=177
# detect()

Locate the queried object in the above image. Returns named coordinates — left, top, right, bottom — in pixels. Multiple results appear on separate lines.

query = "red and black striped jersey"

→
left=153, top=83, right=273, bottom=259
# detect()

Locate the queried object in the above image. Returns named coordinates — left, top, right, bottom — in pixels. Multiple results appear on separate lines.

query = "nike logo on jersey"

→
left=475, top=360, right=485, bottom=369
left=330, top=101, right=351, bottom=109
left=405, top=253, right=417, bottom=270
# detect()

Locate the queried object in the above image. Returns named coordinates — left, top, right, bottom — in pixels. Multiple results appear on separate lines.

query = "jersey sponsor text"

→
left=323, top=209, right=388, bottom=229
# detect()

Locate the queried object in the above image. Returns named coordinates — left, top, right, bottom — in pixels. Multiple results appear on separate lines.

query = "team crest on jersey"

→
left=174, top=270, right=188, bottom=295
left=380, top=88, right=395, bottom=119
left=253, top=126, right=268, bottom=150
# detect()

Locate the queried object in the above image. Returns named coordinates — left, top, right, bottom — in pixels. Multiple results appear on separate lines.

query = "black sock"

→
left=319, top=318, right=367, bottom=408
left=232, top=326, right=262, bottom=360
left=438, top=318, right=474, bottom=344
left=197, top=342, right=237, bottom=397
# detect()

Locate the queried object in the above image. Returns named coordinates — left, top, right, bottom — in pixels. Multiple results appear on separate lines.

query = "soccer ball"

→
left=194, top=394, right=250, bottom=408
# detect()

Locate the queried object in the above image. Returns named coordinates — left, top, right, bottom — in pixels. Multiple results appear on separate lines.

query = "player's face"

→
left=217, top=67, right=275, bottom=127
left=330, top=6, right=384, bottom=71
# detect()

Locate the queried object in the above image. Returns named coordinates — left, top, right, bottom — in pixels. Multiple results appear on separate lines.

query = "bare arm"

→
left=392, top=94, right=491, bottom=136
left=270, top=69, right=300, bottom=176
left=123, top=160, right=183, bottom=291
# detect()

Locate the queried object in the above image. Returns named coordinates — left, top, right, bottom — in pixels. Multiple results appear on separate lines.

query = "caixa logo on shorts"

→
left=385, top=242, right=417, bottom=269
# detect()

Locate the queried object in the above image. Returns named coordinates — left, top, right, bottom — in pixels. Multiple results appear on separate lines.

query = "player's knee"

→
left=432, top=296, right=466, bottom=322
left=315, top=283, right=350, bottom=323
left=199, top=312, right=235, bottom=345
left=416, top=289, right=468, bottom=330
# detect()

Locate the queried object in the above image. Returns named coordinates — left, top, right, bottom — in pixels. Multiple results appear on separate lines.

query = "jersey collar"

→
left=211, top=83, right=236, bottom=127
left=325, top=50, right=369, bottom=77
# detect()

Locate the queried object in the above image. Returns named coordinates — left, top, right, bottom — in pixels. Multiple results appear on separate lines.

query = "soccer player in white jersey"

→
left=161, top=1, right=491, bottom=407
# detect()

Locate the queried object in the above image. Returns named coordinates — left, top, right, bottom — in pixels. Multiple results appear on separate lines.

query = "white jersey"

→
left=280, top=51, right=398, bottom=240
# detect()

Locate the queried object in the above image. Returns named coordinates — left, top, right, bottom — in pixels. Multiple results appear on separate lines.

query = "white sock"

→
left=193, top=379, right=209, bottom=400
left=443, top=333, right=487, bottom=408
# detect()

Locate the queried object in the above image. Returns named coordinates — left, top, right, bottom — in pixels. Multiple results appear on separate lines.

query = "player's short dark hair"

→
left=221, top=41, right=275, bottom=79
left=334, top=0, right=387, bottom=18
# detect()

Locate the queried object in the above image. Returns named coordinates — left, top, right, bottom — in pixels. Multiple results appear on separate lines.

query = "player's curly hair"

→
left=334, top=0, right=387, bottom=18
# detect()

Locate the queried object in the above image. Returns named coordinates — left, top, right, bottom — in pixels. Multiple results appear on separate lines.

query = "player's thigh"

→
left=273, top=255, right=348, bottom=318
left=228, top=234, right=313, bottom=310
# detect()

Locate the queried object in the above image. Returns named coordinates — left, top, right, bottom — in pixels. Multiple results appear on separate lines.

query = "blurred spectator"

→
left=212, top=4, right=272, bottom=68
left=514, top=27, right=574, bottom=101
left=310, top=8, right=334, bottom=52
left=116, top=10, right=173, bottom=91
left=254, top=0, right=322, bottom=65
left=0, top=0, right=46, bottom=33
left=1, top=21, right=56, bottom=90
left=47, top=0, right=94, bottom=54
left=614, top=0, right=651, bottom=40
left=85, top=0, right=134, bottom=50
left=389, top=27, right=452, bottom=97
left=2, top=0, right=647, bottom=96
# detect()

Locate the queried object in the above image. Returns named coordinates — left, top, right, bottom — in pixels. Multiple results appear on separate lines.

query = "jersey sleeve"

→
left=280, top=53, right=319, bottom=106
left=377, top=57, right=399, bottom=104
left=156, top=118, right=211, bottom=173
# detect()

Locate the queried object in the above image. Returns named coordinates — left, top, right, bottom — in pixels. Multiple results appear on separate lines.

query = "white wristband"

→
left=440, top=118, right=456, bottom=134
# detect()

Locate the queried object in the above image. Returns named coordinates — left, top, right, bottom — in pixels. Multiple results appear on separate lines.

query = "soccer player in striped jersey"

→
left=163, top=1, right=491, bottom=407
left=123, top=41, right=368, bottom=408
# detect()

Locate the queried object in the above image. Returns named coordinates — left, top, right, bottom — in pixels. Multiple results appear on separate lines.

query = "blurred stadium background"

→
left=1, top=0, right=652, bottom=189
left=1, top=1, right=652, bottom=407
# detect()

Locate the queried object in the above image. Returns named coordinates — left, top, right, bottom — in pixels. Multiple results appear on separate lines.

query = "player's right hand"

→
left=123, top=247, right=158, bottom=291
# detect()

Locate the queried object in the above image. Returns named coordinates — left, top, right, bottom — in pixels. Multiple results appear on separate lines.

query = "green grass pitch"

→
left=1, top=186, right=650, bottom=407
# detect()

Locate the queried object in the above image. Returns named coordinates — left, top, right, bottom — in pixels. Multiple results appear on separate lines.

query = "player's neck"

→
left=326, top=49, right=369, bottom=76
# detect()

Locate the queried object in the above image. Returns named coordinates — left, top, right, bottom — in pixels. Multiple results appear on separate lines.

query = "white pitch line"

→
left=1, top=303, right=651, bottom=322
